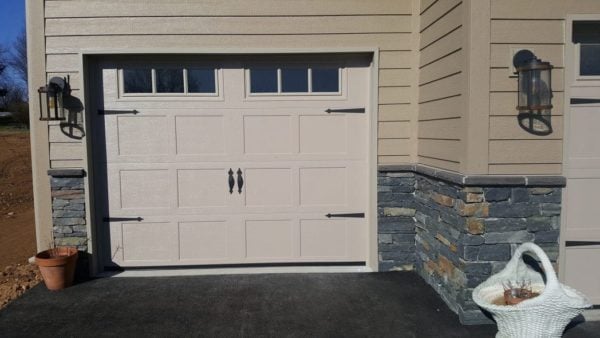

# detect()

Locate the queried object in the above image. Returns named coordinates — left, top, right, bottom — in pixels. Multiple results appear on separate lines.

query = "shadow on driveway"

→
left=0, top=272, right=597, bottom=337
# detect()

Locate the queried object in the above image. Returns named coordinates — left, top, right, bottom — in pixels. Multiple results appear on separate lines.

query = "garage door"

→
left=93, top=55, right=370, bottom=268
left=563, top=21, right=600, bottom=305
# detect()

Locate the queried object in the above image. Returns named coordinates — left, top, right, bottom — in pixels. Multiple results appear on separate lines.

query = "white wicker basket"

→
left=472, top=242, right=592, bottom=338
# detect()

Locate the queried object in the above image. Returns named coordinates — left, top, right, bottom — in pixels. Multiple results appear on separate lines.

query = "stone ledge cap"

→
left=378, top=164, right=566, bottom=187
left=47, top=169, right=86, bottom=178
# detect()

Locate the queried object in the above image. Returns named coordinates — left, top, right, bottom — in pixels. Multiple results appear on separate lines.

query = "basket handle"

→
left=506, top=242, right=559, bottom=289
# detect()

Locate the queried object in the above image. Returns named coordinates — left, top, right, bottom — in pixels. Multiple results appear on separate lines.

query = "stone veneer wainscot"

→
left=48, top=169, right=88, bottom=251
left=377, top=164, right=565, bottom=325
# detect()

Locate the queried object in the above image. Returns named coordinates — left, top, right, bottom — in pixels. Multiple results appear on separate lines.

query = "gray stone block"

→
left=511, top=188, right=529, bottom=203
left=378, top=234, right=393, bottom=244
left=392, top=233, right=416, bottom=244
left=489, top=202, right=539, bottom=218
left=484, top=218, right=527, bottom=232
left=526, top=216, right=559, bottom=232
left=484, top=231, right=534, bottom=244
left=478, top=244, right=511, bottom=261
left=484, top=188, right=511, bottom=202
left=462, top=262, right=492, bottom=276
left=53, top=217, right=86, bottom=226
left=534, top=230, right=560, bottom=243
left=53, top=226, right=73, bottom=234
left=459, top=234, right=484, bottom=246
left=53, top=209, right=85, bottom=218
left=540, top=203, right=561, bottom=216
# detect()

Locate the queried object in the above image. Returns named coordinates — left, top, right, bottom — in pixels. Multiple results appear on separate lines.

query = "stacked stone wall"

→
left=50, top=175, right=87, bottom=251
left=377, top=171, right=417, bottom=271
left=413, top=175, right=561, bottom=324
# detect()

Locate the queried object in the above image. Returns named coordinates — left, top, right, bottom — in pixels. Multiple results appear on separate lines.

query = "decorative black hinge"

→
left=103, top=217, right=143, bottom=222
left=325, top=108, right=365, bottom=114
left=325, top=213, right=365, bottom=218
left=98, top=109, right=139, bottom=115
left=565, top=241, right=600, bottom=247
left=570, top=98, right=600, bottom=105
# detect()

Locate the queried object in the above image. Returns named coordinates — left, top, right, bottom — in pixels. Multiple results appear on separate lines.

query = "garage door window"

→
left=121, top=67, right=218, bottom=96
left=248, top=66, right=341, bottom=95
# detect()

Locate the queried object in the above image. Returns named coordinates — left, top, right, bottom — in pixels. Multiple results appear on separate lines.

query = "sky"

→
left=0, top=0, right=25, bottom=49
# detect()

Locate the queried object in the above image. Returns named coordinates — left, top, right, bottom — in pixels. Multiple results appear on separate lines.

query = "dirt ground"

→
left=0, top=130, right=41, bottom=309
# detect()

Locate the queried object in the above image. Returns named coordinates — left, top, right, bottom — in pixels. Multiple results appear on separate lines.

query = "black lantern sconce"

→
left=513, top=50, right=554, bottom=136
left=37, top=77, right=71, bottom=121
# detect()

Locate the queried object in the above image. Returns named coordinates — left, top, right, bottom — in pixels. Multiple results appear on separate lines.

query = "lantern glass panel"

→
left=518, top=71, right=529, bottom=110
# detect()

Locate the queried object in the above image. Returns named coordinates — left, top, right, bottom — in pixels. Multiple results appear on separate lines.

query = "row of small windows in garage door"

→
left=121, top=67, right=340, bottom=95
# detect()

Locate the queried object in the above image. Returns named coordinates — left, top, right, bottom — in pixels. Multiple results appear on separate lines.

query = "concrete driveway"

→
left=0, top=272, right=597, bottom=337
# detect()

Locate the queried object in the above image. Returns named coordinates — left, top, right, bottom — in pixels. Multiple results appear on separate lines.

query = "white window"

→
left=247, top=66, right=342, bottom=96
left=120, top=67, right=218, bottom=96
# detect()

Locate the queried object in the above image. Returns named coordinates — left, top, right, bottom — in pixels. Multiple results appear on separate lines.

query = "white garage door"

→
left=93, top=55, right=370, bottom=268
left=563, top=21, right=600, bottom=305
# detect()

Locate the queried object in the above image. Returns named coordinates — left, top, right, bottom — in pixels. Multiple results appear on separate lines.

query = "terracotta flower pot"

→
left=35, top=246, right=78, bottom=291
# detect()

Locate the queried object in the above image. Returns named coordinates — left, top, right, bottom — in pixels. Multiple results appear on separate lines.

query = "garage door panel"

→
left=243, top=115, right=294, bottom=154
left=564, top=247, right=600, bottom=305
left=300, top=219, right=347, bottom=258
left=179, top=221, right=229, bottom=261
left=299, top=115, right=347, bottom=154
left=299, top=167, right=347, bottom=206
left=119, top=169, right=171, bottom=210
left=244, top=168, right=293, bottom=207
left=177, top=169, right=229, bottom=208
left=121, top=222, right=179, bottom=262
left=245, top=219, right=294, bottom=259
left=176, top=115, right=226, bottom=155
left=116, top=116, right=171, bottom=156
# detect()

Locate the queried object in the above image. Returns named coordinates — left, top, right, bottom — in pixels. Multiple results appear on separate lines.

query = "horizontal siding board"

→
left=378, top=104, right=411, bottom=121
left=418, top=139, right=461, bottom=162
left=379, top=87, right=411, bottom=104
left=490, top=44, right=564, bottom=68
left=419, top=49, right=462, bottom=85
left=418, top=118, right=461, bottom=140
left=489, top=140, right=563, bottom=164
left=419, top=156, right=460, bottom=172
left=490, top=92, right=564, bottom=116
left=379, top=51, right=412, bottom=69
left=46, top=54, right=79, bottom=72
left=378, top=121, right=411, bottom=139
left=50, top=143, right=84, bottom=161
left=489, top=116, right=563, bottom=140
left=491, top=20, right=564, bottom=44
left=488, top=163, right=562, bottom=175
left=49, top=125, right=85, bottom=143
left=378, top=139, right=411, bottom=156
left=46, top=34, right=411, bottom=54
left=490, top=68, right=564, bottom=92
left=45, top=0, right=412, bottom=18
left=50, top=160, right=86, bottom=169
left=491, top=0, right=600, bottom=19
left=420, top=3, right=463, bottom=49
left=419, top=72, right=463, bottom=103
left=421, top=0, right=462, bottom=32
left=378, top=155, right=412, bottom=164
left=379, top=69, right=413, bottom=87
left=420, top=27, right=462, bottom=66
left=419, top=95, right=463, bottom=120
left=46, top=16, right=410, bottom=36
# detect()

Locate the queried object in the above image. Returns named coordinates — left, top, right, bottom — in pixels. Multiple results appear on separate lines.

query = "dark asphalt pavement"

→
left=0, top=272, right=598, bottom=337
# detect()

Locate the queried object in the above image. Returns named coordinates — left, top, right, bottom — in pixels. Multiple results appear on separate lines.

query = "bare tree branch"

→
left=8, top=29, right=27, bottom=91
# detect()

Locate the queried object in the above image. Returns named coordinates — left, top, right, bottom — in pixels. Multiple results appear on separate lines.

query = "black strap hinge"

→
left=325, top=108, right=365, bottom=114
left=325, top=213, right=365, bottom=218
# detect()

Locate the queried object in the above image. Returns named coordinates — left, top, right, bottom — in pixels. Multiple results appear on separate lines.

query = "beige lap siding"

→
left=488, top=0, right=600, bottom=175
left=417, top=0, right=465, bottom=172
left=43, top=0, right=418, bottom=168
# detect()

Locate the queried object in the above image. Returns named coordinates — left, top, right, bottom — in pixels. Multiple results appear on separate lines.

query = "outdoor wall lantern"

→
left=37, top=76, right=71, bottom=121
left=513, top=50, right=554, bottom=136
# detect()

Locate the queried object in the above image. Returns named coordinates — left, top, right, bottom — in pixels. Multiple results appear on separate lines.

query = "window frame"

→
left=244, top=61, right=346, bottom=99
left=117, top=62, right=222, bottom=99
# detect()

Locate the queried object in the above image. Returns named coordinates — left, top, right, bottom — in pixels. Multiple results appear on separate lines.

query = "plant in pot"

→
left=35, top=242, right=79, bottom=291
